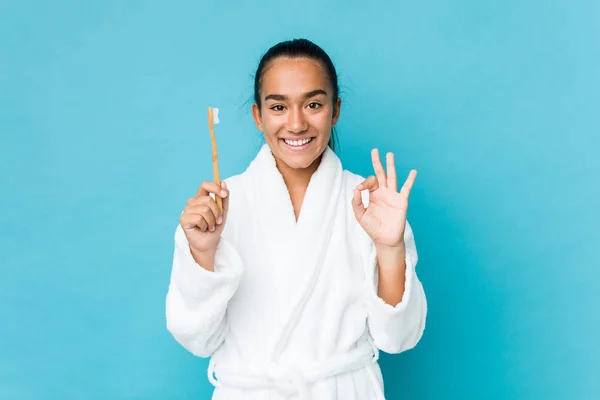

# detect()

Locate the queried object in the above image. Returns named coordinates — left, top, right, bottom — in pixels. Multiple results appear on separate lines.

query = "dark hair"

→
left=253, top=38, right=340, bottom=152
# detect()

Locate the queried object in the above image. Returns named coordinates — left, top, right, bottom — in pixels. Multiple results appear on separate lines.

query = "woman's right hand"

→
left=180, top=181, right=230, bottom=258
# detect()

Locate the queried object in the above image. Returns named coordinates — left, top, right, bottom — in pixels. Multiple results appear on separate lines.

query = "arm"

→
left=375, top=243, right=407, bottom=307
left=165, top=224, right=243, bottom=358
left=363, top=221, right=427, bottom=354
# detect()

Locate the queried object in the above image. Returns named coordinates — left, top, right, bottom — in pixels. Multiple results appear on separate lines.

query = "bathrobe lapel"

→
left=246, top=144, right=343, bottom=361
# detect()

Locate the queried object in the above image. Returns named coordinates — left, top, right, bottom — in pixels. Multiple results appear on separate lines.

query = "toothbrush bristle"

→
left=212, top=108, right=220, bottom=125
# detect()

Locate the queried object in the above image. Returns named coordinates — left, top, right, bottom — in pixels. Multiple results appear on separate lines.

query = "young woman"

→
left=166, top=38, right=427, bottom=400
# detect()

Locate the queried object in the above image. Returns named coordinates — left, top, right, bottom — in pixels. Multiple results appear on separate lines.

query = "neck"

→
left=275, top=154, right=322, bottom=192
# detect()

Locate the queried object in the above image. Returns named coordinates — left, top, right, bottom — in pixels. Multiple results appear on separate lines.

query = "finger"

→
left=197, top=216, right=209, bottom=232
left=184, top=205, right=217, bottom=231
left=399, top=169, right=418, bottom=199
left=186, top=197, right=223, bottom=224
left=386, top=152, right=397, bottom=192
left=356, top=176, right=379, bottom=193
left=371, top=149, right=387, bottom=188
left=351, top=188, right=366, bottom=221
left=186, top=205, right=222, bottom=226
left=180, top=213, right=208, bottom=231
left=199, top=205, right=217, bottom=231
left=196, top=180, right=229, bottom=199
left=196, top=215, right=210, bottom=232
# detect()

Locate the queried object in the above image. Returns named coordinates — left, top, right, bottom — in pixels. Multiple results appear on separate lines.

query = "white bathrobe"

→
left=165, top=144, right=427, bottom=400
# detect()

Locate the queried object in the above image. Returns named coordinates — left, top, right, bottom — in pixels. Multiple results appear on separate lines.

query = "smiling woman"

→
left=166, top=38, right=426, bottom=400
left=253, top=58, right=339, bottom=182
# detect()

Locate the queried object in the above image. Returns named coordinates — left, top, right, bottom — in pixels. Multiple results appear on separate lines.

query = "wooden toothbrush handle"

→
left=208, top=107, right=223, bottom=212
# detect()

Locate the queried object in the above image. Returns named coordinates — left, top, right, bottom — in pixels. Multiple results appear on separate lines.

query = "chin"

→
left=281, top=143, right=327, bottom=168
left=285, top=158, right=318, bottom=170
left=266, top=135, right=329, bottom=170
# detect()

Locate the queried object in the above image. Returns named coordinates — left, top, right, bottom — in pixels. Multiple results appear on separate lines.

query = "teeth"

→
left=284, top=137, right=312, bottom=146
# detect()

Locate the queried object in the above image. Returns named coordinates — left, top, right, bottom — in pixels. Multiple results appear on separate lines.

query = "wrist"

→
left=189, top=246, right=216, bottom=271
left=375, top=242, right=406, bottom=257
left=375, top=243, right=406, bottom=272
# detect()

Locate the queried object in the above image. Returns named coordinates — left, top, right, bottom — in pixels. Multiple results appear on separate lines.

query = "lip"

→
left=280, top=136, right=314, bottom=141
left=280, top=137, right=315, bottom=151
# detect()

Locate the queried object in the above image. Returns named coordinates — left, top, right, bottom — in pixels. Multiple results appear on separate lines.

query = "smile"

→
left=281, top=137, right=314, bottom=149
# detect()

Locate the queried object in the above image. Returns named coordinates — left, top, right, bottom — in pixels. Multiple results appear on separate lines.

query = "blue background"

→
left=1, top=1, right=599, bottom=399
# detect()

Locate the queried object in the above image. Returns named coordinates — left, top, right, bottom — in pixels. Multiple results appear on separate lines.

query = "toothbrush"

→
left=207, top=107, right=222, bottom=212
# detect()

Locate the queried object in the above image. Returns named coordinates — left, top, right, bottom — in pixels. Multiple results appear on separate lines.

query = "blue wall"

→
left=1, top=1, right=598, bottom=398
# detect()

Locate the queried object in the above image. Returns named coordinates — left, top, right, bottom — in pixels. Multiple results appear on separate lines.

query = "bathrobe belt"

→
left=207, top=336, right=382, bottom=399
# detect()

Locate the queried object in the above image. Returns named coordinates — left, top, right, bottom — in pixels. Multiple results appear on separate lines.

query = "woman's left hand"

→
left=352, top=149, right=417, bottom=248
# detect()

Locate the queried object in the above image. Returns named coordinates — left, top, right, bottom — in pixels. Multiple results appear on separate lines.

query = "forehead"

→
left=261, top=57, right=331, bottom=97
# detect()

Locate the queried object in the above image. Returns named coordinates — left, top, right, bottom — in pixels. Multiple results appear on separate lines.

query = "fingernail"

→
left=220, top=190, right=227, bottom=197
left=217, top=216, right=223, bottom=224
left=210, top=225, right=216, bottom=232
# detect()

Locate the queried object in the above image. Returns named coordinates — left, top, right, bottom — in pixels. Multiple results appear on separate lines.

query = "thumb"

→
left=353, top=176, right=377, bottom=221
left=221, top=181, right=230, bottom=220
left=352, top=187, right=366, bottom=221
left=357, top=176, right=379, bottom=192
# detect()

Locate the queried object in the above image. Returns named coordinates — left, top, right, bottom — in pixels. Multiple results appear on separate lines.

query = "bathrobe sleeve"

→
left=362, top=221, right=427, bottom=354
left=165, top=224, right=243, bottom=358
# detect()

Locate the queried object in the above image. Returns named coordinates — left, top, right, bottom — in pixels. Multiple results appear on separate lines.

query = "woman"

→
left=166, top=38, right=427, bottom=400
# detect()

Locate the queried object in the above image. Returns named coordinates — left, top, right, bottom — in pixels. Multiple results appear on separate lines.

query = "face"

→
left=252, top=57, right=341, bottom=171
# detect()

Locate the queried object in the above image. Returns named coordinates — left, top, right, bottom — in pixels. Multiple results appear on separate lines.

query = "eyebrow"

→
left=264, top=89, right=328, bottom=102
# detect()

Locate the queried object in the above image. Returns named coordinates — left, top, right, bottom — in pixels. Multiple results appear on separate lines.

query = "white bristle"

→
left=212, top=108, right=220, bottom=124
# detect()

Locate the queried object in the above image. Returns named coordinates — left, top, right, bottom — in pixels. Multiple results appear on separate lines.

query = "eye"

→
left=270, top=105, right=285, bottom=112
left=307, top=102, right=322, bottom=109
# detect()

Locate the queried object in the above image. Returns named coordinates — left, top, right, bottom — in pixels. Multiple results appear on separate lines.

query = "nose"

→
left=287, top=107, right=308, bottom=134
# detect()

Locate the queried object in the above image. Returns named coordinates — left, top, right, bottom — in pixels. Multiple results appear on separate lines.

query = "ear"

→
left=332, top=97, right=342, bottom=127
left=252, top=103, right=264, bottom=132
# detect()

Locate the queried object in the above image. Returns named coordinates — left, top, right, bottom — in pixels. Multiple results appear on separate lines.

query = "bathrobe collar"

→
left=245, top=143, right=344, bottom=361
